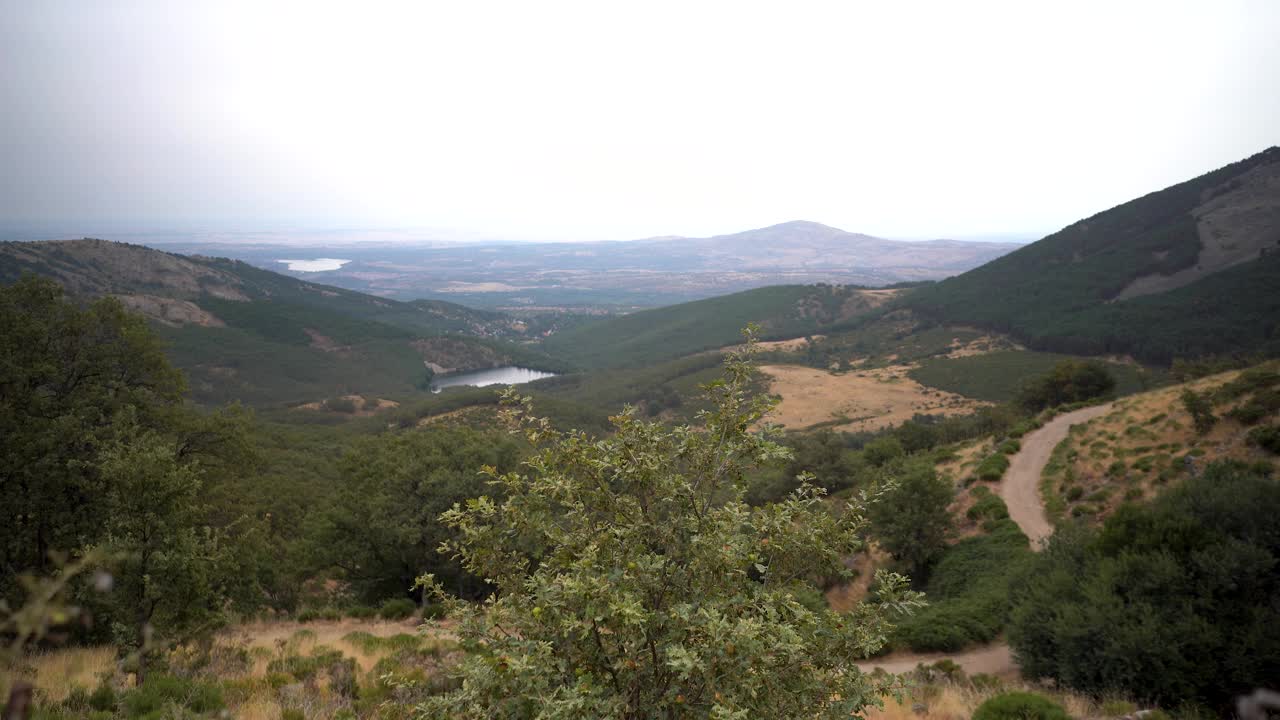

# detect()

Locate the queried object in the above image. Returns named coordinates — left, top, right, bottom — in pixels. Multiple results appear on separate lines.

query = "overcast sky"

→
left=2, top=1, right=1278, bottom=242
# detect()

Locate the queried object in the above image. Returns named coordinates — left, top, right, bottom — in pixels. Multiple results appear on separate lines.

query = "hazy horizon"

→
left=3, top=1, right=1278, bottom=243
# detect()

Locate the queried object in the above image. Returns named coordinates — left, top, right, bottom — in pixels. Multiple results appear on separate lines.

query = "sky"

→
left=2, top=1, right=1279, bottom=243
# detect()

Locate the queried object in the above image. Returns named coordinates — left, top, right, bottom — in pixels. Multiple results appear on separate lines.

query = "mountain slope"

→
left=0, top=239, right=564, bottom=405
left=903, top=147, right=1280, bottom=363
left=540, top=284, right=899, bottom=369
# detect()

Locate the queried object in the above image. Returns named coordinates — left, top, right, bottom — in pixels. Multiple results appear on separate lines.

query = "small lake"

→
left=277, top=258, right=351, bottom=272
left=431, top=366, right=558, bottom=392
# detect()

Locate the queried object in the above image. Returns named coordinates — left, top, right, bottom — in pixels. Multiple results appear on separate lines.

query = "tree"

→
left=0, top=277, right=184, bottom=602
left=417, top=337, right=923, bottom=718
left=1180, top=388, right=1216, bottom=435
left=868, top=458, right=954, bottom=581
left=1007, top=461, right=1280, bottom=712
left=1015, top=360, right=1115, bottom=412
left=312, top=426, right=521, bottom=603
left=96, top=429, right=255, bottom=681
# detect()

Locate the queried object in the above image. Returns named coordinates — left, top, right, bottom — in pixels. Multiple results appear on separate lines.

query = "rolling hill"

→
left=539, top=284, right=902, bottom=369
left=0, top=239, right=566, bottom=405
left=903, top=146, right=1280, bottom=363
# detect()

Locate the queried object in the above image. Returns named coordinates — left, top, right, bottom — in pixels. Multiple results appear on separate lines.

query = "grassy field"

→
left=907, top=350, right=1155, bottom=403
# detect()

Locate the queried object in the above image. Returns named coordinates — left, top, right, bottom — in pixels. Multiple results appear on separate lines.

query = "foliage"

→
left=416, top=337, right=923, bottom=718
left=869, top=458, right=954, bottom=581
left=903, top=147, right=1280, bottom=365
left=541, top=284, right=884, bottom=369
left=119, top=674, right=225, bottom=717
left=1179, top=389, right=1216, bottom=435
left=971, top=692, right=1071, bottom=720
left=310, top=426, right=522, bottom=603
left=893, top=520, right=1032, bottom=652
left=1015, top=360, right=1116, bottom=412
left=1246, top=424, right=1280, bottom=454
left=0, top=277, right=183, bottom=599
left=1008, top=461, right=1280, bottom=710
left=975, top=453, right=1010, bottom=482
left=966, top=486, right=1010, bottom=530
left=379, top=598, right=418, bottom=620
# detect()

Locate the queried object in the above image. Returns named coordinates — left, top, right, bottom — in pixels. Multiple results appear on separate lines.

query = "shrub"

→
left=997, top=438, right=1021, bottom=455
left=324, top=396, right=358, bottom=414
left=967, top=486, right=1010, bottom=527
left=1180, top=389, right=1216, bottom=435
left=1065, top=486, right=1084, bottom=501
left=120, top=675, right=224, bottom=717
left=88, top=683, right=116, bottom=712
left=976, top=453, right=1010, bottom=481
left=378, top=597, right=417, bottom=620
left=863, top=435, right=905, bottom=466
left=296, top=608, right=320, bottom=623
left=421, top=602, right=447, bottom=620
left=345, top=604, right=377, bottom=619
left=1246, top=424, right=1280, bottom=454
left=972, top=692, right=1071, bottom=720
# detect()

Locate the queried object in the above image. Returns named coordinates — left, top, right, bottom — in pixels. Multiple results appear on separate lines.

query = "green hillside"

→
left=540, top=284, right=891, bottom=369
left=903, top=147, right=1280, bottom=364
left=0, top=239, right=566, bottom=405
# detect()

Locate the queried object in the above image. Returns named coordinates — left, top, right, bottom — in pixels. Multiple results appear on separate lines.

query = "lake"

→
left=277, top=258, right=351, bottom=272
left=431, top=366, right=558, bottom=392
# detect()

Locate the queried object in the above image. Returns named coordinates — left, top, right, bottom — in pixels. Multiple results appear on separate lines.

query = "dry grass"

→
left=759, top=364, right=987, bottom=433
left=1, top=645, right=116, bottom=702
left=216, top=617, right=445, bottom=674
left=1049, top=366, right=1277, bottom=523
left=866, top=680, right=1124, bottom=720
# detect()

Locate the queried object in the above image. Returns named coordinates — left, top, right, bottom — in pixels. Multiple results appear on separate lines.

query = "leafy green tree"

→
left=98, top=430, right=253, bottom=680
left=0, top=277, right=184, bottom=601
left=868, top=458, right=954, bottom=581
left=1015, top=360, right=1115, bottom=412
left=1007, top=461, right=1280, bottom=711
left=417, top=340, right=923, bottom=718
left=1179, top=388, right=1216, bottom=435
left=312, top=426, right=521, bottom=603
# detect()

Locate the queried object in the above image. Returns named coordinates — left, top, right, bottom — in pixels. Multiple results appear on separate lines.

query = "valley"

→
left=4, top=147, right=1280, bottom=720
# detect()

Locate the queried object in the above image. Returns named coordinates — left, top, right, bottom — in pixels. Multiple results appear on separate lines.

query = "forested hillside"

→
left=904, top=147, right=1280, bottom=363
left=541, top=283, right=900, bottom=368
left=0, top=239, right=566, bottom=405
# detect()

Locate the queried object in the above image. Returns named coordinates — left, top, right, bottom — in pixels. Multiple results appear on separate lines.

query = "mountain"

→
left=139, top=222, right=1021, bottom=308
left=903, top=147, right=1280, bottom=364
left=0, top=239, right=565, bottom=405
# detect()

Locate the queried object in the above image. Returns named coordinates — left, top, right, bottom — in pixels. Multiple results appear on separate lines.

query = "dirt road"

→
left=999, top=403, right=1113, bottom=546
left=855, top=402, right=1111, bottom=676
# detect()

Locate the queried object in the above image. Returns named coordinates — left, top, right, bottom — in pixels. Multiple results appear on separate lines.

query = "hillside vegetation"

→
left=904, top=147, right=1280, bottom=363
left=541, top=284, right=897, bottom=368
left=0, top=239, right=566, bottom=405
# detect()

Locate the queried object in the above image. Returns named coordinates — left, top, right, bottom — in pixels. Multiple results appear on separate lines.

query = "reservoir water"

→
left=431, top=366, right=558, bottom=392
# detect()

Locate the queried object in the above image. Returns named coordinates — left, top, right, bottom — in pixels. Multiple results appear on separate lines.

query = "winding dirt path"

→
left=999, top=403, right=1113, bottom=547
left=855, top=402, right=1111, bottom=676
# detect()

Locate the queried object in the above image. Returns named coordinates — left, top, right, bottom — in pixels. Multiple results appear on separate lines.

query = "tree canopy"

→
left=1008, top=461, right=1280, bottom=712
left=417, top=337, right=923, bottom=718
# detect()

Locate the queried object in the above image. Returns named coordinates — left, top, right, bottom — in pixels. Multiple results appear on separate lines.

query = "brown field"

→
left=296, top=395, right=400, bottom=416
left=759, top=364, right=987, bottom=433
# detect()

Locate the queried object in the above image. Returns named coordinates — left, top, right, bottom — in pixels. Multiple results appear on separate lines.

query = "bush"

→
left=1246, top=424, right=1280, bottom=454
left=120, top=675, right=224, bottom=717
left=88, top=683, right=117, bottom=712
left=379, top=597, right=418, bottom=620
left=972, top=692, right=1071, bottom=720
left=976, top=453, right=1010, bottom=481
left=997, top=438, right=1021, bottom=455
left=966, top=486, right=1010, bottom=527
left=346, top=604, right=377, bottom=619
left=324, top=396, right=358, bottom=414
left=1180, top=389, right=1216, bottom=435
